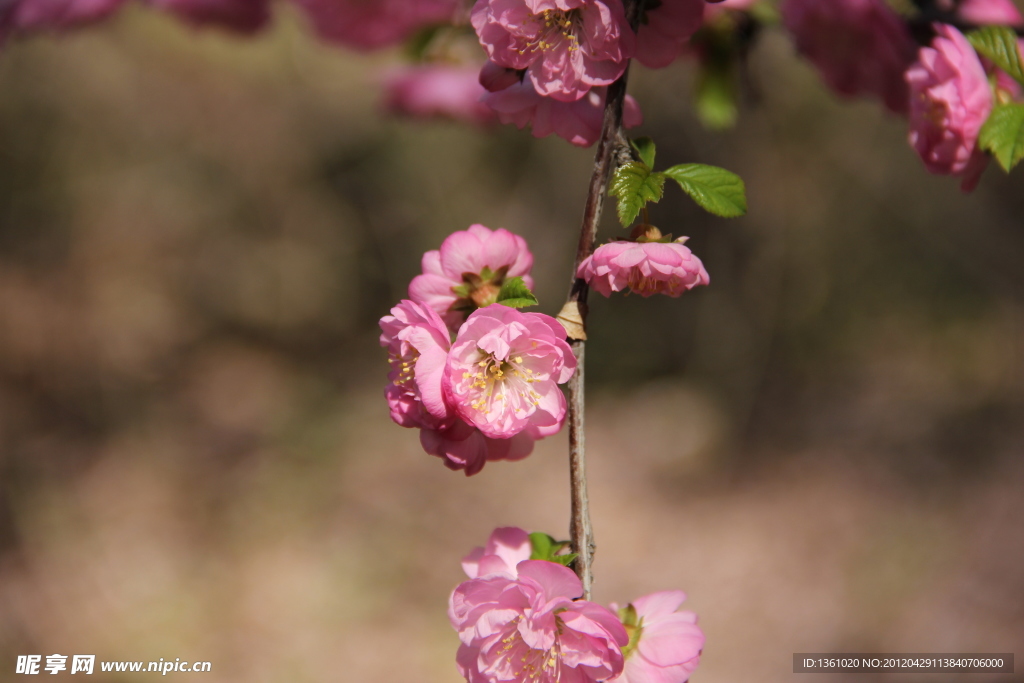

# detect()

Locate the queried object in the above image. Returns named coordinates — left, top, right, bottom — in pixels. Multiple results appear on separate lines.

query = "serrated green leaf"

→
left=529, top=532, right=556, bottom=561
left=631, top=137, right=657, bottom=168
left=695, top=60, right=738, bottom=130
left=609, top=162, right=666, bottom=227
left=979, top=102, right=1024, bottom=172
left=968, top=27, right=1024, bottom=86
left=663, top=163, right=747, bottom=218
left=496, top=276, right=538, bottom=309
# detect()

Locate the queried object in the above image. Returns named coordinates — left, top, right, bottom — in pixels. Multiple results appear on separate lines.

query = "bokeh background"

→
left=0, top=4, right=1022, bottom=682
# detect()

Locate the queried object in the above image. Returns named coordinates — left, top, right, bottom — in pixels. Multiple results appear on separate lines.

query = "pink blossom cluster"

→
left=781, top=0, right=1024, bottom=190
left=450, top=527, right=704, bottom=683
left=380, top=225, right=576, bottom=475
left=465, top=0, right=712, bottom=145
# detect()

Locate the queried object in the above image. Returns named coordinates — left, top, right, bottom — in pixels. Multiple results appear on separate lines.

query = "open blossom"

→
left=379, top=300, right=454, bottom=431
left=578, top=240, right=710, bottom=298
left=444, top=306, right=576, bottom=440
left=471, top=0, right=634, bottom=102
left=635, top=0, right=704, bottom=69
left=384, top=65, right=496, bottom=127
left=380, top=300, right=548, bottom=475
left=484, top=79, right=643, bottom=147
left=450, top=559, right=628, bottom=683
left=906, top=24, right=993, bottom=191
left=782, top=0, right=917, bottom=114
left=409, top=224, right=534, bottom=333
left=294, top=0, right=458, bottom=50
left=609, top=591, right=704, bottom=683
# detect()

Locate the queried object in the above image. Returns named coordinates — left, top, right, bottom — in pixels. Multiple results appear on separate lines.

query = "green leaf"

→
left=631, top=137, right=657, bottom=168
left=609, top=162, right=666, bottom=227
left=496, top=276, right=538, bottom=309
left=695, top=60, right=738, bottom=130
left=529, top=532, right=556, bottom=561
left=979, top=102, right=1024, bottom=172
left=551, top=553, right=578, bottom=567
left=968, top=27, right=1024, bottom=86
left=529, top=533, right=573, bottom=565
left=663, top=163, right=747, bottom=218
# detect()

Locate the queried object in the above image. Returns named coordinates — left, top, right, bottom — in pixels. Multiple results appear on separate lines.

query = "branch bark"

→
left=562, top=0, right=643, bottom=601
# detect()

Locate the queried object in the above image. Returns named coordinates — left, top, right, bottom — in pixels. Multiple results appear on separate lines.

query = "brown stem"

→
left=564, top=0, right=643, bottom=601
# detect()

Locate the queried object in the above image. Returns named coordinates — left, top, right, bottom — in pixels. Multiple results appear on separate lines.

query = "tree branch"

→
left=562, top=0, right=642, bottom=601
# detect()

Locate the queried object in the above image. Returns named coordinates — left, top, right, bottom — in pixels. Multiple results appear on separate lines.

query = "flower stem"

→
left=564, top=0, right=643, bottom=601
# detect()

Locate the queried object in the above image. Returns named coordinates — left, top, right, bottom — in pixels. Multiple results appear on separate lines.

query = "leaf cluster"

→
left=609, top=137, right=748, bottom=227
left=969, top=27, right=1024, bottom=172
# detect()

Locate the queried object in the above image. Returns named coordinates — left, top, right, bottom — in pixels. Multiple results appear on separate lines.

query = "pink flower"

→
left=444, top=306, right=576, bottom=440
left=635, top=0, right=704, bottom=69
left=146, top=0, right=269, bottom=32
left=483, top=79, right=643, bottom=147
left=955, top=0, right=1022, bottom=26
left=906, top=24, right=994, bottom=191
left=450, top=559, right=628, bottom=683
left=293, top=0, right=458, bottom=51
left=460, top=526, right=533, bottom=579
left=384, top=65, right=497, bottom=127
left=781, top=0, right=917, bottom=114
left=409, top=224, right=535, bottom=333
left=577, top=240, right=710, bottom=298
left=471, top=0, right=635, bottom=102
left=3, top=0, right=123, bottom=33
left=420, top=420, right=542, bottom=476
left=379, top=299, right=454, bottom=431
left=609, top=591, right=704, bottom=683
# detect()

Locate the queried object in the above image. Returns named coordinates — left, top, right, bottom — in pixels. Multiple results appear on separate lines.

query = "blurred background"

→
left=0, top=4, right=1022, bottom=682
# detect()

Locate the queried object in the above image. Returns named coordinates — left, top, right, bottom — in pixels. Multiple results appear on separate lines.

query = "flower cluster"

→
left=380, top=225, right=576, bottom=475
left=782, top=0, right=1024, bottom=191
left=450, top=527, right=704, bottom=683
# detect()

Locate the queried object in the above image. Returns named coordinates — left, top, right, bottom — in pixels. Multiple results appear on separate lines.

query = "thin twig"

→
left=564, top=0, right=643, bottom=601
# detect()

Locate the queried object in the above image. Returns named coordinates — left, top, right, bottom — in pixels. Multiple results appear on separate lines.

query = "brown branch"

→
left=561, top=0, right=643, bottom=602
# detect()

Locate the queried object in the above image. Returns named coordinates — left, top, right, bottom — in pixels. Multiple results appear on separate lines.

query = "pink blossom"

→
left=955, top=0, right=1022, bottom=26
left=471, top=0, right=635, bottom=102
left=420, top=419, right=543, bottom=476
left=483, top=80, right=643, bottom=147
left=379, top=299, right=454, bottom=431
left=782, top=0, right=917, bottom=114
left=577, top=240, right=710, bottom=298
left=444, top=305, right=576, bottom=440
left=408, top=224, right=535, bottom=333
left=384, top=65, right=497, bottom=127
left=906, top=24, right=993, bottom=191
left=609, top=591, right=704, bottom=683
left=3, top=0, right=123, bottom=33
left=635, top=0, right=704, bottom=69
left=146, top=0, right=269, bottom=32
left=294, top=0, right=458, bottom=51
left=450, top=559, right=628, bottom=683
left=460, top=526, right=533, bottom=579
